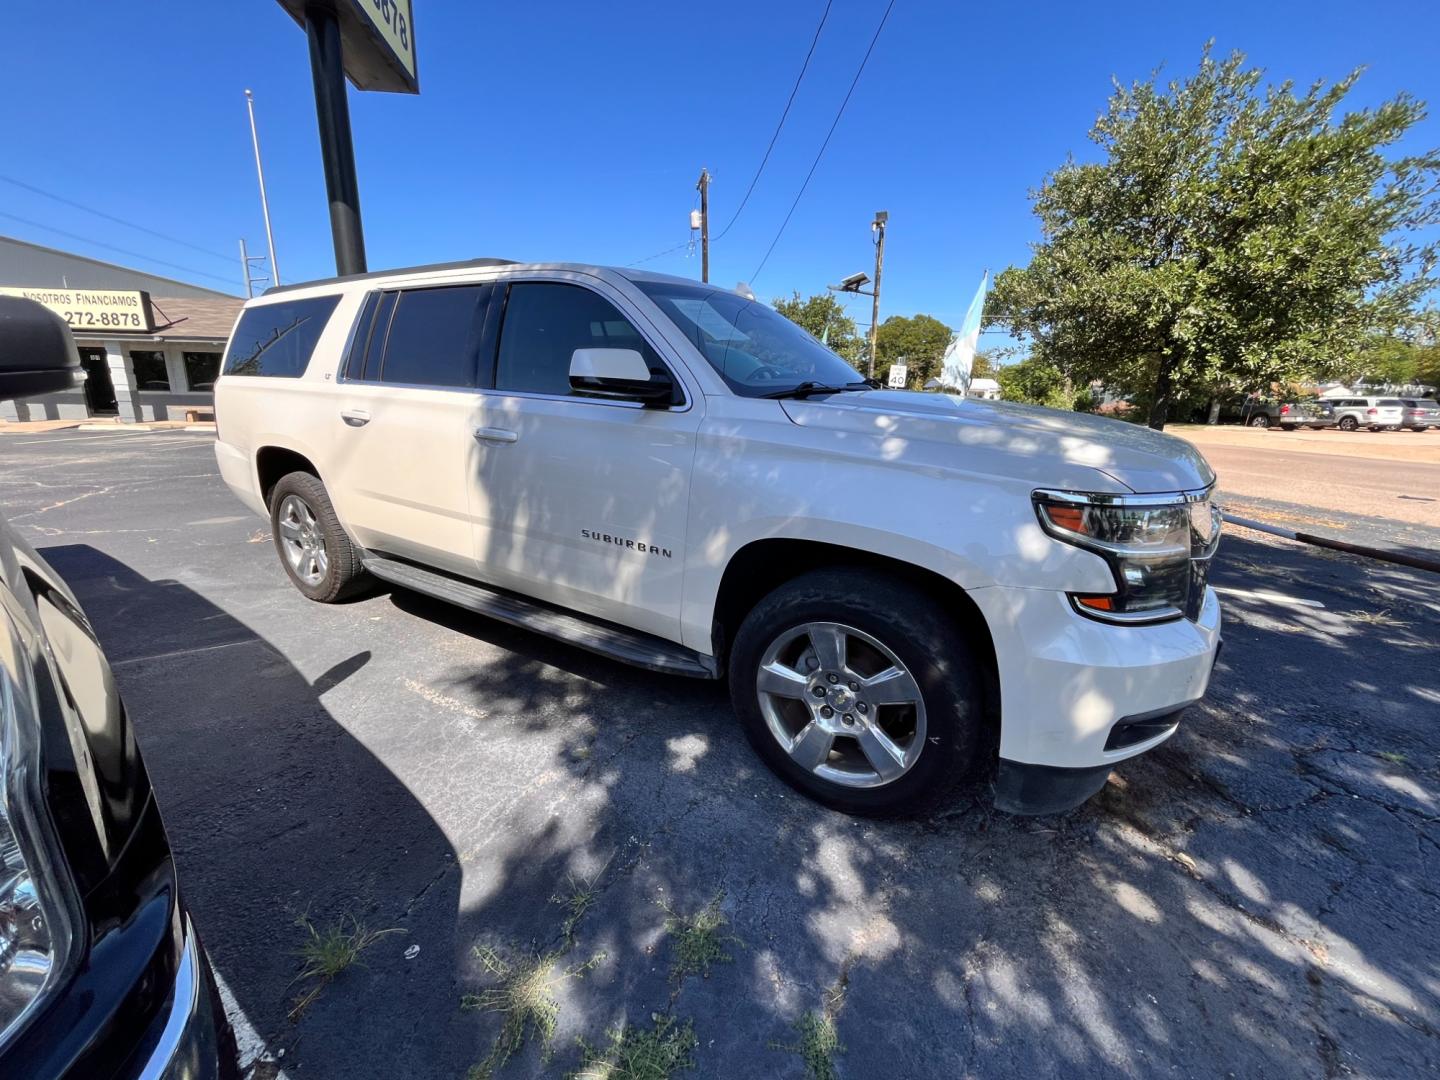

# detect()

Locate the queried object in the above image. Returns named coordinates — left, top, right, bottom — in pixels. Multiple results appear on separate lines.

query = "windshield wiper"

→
left=761, top=381, right=871, bottom=400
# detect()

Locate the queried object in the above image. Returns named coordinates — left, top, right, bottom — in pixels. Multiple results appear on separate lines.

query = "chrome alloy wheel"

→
left=755, top=621, right=926, bottom=789
left=277, top=494, right=328, bottom=587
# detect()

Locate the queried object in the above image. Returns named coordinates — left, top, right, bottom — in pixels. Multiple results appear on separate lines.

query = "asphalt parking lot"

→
left=2, top=429, right=1438, bottom=1079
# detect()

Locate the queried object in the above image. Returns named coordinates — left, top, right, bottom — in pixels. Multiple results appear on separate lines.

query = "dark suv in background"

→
left=0, top=298, right=235, bottom=1078
left=1219, top=396, right=1334, bottom=430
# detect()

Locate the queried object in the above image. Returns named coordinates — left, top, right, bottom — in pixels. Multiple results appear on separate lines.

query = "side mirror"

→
left=569, top=348, right=674, bottom=406
left=0, top=297, right=82, bottom=400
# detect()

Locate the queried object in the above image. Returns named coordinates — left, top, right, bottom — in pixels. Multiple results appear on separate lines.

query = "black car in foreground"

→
left=0, top=297, right=235, bottom=1077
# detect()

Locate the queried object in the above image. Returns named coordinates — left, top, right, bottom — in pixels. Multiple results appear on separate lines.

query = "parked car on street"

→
left=1399, top=399, right=1440, bottom=431
left=1329, top=396, right=1406, bottom=431
left=1221, top=397, right=1334, bottom=430
left=0, top=298, right=235, bottom=1079
left=214, top=260, right=1223, bottom=817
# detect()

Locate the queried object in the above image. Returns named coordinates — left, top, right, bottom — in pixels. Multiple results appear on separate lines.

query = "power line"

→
left=711, top=0, right=834, bottom=244
left=0, top=174, right=237, bottom=264
left=749, top=0, right=897, bottom=285
left=626, top=237, right=693, bottom=267
left=0, top=211, right=242, bottom=287
left=626, top=187, right=703, bottom=268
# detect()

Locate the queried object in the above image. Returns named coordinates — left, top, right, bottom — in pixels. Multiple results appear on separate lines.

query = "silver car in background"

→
left=1330, top=396, right=1406, bottom=431
left=1399, top=399, right=1440, bottom=431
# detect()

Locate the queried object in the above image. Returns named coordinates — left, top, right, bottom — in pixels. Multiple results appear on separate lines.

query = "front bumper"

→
left=970, top=584, right=1222, bottom=811
left=135, top=919, right=228, bottom=1080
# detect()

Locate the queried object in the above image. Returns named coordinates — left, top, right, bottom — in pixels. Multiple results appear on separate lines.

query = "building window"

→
left=183, top=352, right=222, bottom=392
left=130, top=350, right=170, bottom=392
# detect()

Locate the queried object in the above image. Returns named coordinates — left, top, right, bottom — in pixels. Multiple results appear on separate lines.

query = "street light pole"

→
left=244, top=89, right=281, bottom=286
left=869, top=210, right=887, bottom=378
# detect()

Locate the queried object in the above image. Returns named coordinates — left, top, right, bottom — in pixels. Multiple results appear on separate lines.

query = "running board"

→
left=362, top=556, right=718, bottom=679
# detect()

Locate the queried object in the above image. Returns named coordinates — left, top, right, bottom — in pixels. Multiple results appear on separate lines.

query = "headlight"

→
left=1034, top=488, right=1221, bottom=624
left=0, top=623, right=77, bottom=1049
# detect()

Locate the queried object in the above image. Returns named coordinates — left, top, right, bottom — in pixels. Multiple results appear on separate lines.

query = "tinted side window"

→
left=495, top=283, right=665, bottom=397
left=223, top=295, right=341, bottom=377
left=378, top=286, right=488, bottom=388
left=342, top=292, right=381, bottom=380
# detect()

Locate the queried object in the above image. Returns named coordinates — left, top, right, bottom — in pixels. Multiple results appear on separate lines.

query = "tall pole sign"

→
left=275, top=1, right=419, bottom=277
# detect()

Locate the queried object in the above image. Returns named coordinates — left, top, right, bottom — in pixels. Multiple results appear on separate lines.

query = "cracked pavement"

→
left=1, top=429, right=1437, bottom=1078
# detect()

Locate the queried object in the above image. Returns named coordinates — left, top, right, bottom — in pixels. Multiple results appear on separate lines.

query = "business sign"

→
left=276, top=0, right=418, bottom=93
left=0, top=287, right=153, bottom=333
left=887, top=363, right=908, bottom=389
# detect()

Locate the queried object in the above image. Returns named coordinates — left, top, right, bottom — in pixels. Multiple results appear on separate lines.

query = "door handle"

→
left=340, top=409, right=371, bottom=427
left=473, top=427, right=519, bottom=444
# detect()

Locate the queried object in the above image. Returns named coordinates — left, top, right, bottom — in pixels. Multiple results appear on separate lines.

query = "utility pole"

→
left=238, top=239, right=270, bottom=298
left=244, top=89, right=281, bottom=286
left=696, top=168, right=711, bottom=283
left=868, top=210, right=887, bottom=378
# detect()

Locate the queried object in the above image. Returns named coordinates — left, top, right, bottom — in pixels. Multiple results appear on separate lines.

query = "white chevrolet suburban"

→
left=213, top=259, right=1222, bottom=816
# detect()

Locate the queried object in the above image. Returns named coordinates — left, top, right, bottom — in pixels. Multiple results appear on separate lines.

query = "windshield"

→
left=635, top=281, right=866, bottom=396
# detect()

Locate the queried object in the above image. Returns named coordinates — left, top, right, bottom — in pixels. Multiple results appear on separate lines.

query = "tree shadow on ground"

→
left=46, top=532, right=1440, bottom=1078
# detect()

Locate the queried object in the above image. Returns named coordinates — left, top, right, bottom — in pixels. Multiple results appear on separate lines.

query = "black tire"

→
left=1248, top=414, right=1270, bottom=428
left=268, top=471, right=369, bottom=602
left=1338, top=416, right=1359, bottom=431
left=728, top=567, right=986, bottom=817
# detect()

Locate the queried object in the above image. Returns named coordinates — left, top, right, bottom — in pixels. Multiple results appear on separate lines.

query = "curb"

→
left=1221, top=511, right=1440, bottom=575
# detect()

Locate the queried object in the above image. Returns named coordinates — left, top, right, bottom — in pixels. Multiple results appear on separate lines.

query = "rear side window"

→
left=377, top=285, right=489, bottom=388
left=223, top=295, right=341, bottom=378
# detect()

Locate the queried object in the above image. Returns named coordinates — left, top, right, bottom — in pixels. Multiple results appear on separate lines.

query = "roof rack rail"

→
left=261, top=257, right=519, bottom=296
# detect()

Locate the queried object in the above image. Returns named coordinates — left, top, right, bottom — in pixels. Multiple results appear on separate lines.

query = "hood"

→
left=779, top=391, right=1215, bottom=494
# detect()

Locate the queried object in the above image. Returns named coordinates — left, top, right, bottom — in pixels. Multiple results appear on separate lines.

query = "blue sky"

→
left=4, top=0, right=1438, bottom=337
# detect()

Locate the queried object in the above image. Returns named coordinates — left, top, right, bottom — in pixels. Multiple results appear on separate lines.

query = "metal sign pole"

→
left=304, top=2, right=367, bottom=276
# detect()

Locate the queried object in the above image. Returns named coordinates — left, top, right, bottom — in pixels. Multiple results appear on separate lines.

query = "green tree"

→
left=986, top=44, right=1440, bottom=429
left=1415, top=342, right=1440, bottom=392
left=875, top=314, right=953, bottom=389
left=1347, top=335, right=1418, bottom=387
left=971, top=349, right=997, bottom=380
left=995, top=356, right=1095, bottom=411
left=772, top=292, right=864, bottom=367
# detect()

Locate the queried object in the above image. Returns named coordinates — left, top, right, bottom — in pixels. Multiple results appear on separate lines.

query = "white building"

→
left=0, top=236, right=242, bottom=423
left=966, top=377, right=1002, bottom=400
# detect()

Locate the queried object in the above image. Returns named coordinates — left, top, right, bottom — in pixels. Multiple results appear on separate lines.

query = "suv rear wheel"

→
left=728, top=568, right=985, bottom=816
left=269, top=471, right=369, bottom=602
left=1248, top=414, right=1270, bottom=428
left=1338, top=415, right=1359, bottom=431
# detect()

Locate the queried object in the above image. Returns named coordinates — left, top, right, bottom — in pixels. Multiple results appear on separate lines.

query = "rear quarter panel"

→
left=213, top=289, right=366, bottom=515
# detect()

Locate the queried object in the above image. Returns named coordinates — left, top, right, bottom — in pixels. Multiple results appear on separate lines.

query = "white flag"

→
left=940, top=272, right=988, bottom=390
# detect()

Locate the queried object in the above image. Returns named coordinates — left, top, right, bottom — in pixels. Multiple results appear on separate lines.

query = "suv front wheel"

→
left=1337, top=415, right=1359, bottom=431
left=728, top=568, right=985, bottom=816
left=269, top=471, right=369, bottom=602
